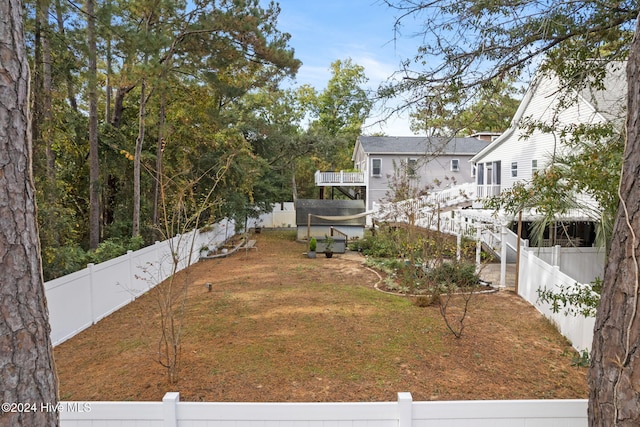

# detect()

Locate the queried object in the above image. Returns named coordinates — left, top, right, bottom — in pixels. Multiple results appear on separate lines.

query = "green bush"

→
left=43, top=235, right=146, bottom=281
left=88, top=235, right=145, bottom=264
left=42, top=245, right=89, bottom=281
left=348, top=233, right=399, bottom=257
left=424, top=261, right=479, bottom=289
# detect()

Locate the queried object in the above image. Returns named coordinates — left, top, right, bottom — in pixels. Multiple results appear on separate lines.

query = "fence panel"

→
left=531, top=247, right=605, bottom=285
left=89, top=256, right=138, bottom=323
left=518, top=249, right=596, bottom=352
left=46, top=220, right=234, bottom=347
left=412, top=399, right=587, bottom=427
left=60, top=393, right=587, bottom=427
left=45, top=270, right=94, bottom=345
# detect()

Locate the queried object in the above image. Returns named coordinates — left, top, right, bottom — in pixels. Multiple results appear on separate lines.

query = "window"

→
left=486, top=161, right=501, bottom=185
left=494, top=161, right=501, bottom=184
left=371, top=158, right=381, bottom=176
left=477, top=163, right=484, bottom=185
left=471, top=164, right=477, bottom=178
left=511, top=162, right=518, bottom=177
left=407, top=158, right=418, bottom=176
left=451, top=159, right=460, bottom=172
left=531, top=159, right=538, bottom=175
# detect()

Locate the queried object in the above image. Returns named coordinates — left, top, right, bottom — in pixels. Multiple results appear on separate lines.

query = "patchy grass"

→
left=54, top=230, right=588, bottom=402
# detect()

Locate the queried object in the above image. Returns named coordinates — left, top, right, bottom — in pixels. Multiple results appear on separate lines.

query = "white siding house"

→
left=471, top=63, right=626, bottom=200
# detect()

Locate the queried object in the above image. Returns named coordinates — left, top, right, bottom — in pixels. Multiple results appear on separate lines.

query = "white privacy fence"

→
left=518, top=248, right=597, bottom=352
left=246, top=202, right=296, bottom=229
left=59, top=392, right=588, bottom=427
left=529, top=246, right=605, bottom=285
left=46, top=219, right=235, bottom=346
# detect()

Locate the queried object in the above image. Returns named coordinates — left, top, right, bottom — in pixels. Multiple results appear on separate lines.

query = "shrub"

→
left=42, top=245, right=89, bottom=281
left=88, top=235, right=145, bottom=264
left=424, top=261, right=479, bottom=290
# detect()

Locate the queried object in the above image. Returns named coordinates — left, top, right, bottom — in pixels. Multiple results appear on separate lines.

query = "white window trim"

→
left=511, top=161, right=518, bottom=177
left=407, top=157, right=418, bottom=176
left=450, top=159, right=460, bottom=172
left=371, top=158, right=382, bottom=176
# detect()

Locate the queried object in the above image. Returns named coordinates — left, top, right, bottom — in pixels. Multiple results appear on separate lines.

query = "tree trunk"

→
left=0, top=1, right=59, bottom=425
left=153, top=98, right=166, bottom=236
left=54, top=0, right=78, bottom=113
left=588, top=15, right=640, bottom=426
left=33, top=0, right=55, bottom=198
left=104, top=0, right=112, bottom=124
left=111, top=85, right=135, bottom=128
left=87, top=0, right=100, bottom=249
left=132, top=78, right=146, bottom=238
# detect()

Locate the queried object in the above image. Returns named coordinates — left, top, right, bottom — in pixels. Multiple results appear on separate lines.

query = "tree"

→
left=0, top=0, right=59, bottom=425
left=306, top=58, right=373, bottom=169
left=410, top=78, right=521, bottom=136
left=381, top=1, right=639, bottom=424
left=588, top=23, right=640, bottom=425
left=381, top=1, right=636, bottom=119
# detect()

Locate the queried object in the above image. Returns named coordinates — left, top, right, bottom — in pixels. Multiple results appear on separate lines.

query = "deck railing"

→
left=476, top=184, right=502, bottom=198
left=315, top=170, right=366, bottom=185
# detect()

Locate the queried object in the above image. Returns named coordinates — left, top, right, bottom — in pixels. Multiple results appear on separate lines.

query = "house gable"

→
left=471, top=64, right=626, bottom=194
left=352, top=135, right=490, bottom=209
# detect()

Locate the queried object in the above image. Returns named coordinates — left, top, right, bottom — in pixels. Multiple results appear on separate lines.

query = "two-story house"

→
left=470, top=62, right=627, bottom=246
left=316, top=135, right=492, bottom=211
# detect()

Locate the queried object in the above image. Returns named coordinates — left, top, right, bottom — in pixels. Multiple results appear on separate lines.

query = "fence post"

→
left=127, top=250, right=135, bottom=301
left=154, top=241, right=162, bottom=285
left=87, top=263, right=96, bottom=324
left=552, top=245, right=561, bottom=267
left=526, top=249, right=534, bottom=298
left=163, top=392, right=180, bottom=427
left=397, top=392, right=413, bottom=427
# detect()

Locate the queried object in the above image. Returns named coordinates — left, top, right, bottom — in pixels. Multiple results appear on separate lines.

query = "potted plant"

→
left=324, top=235, right=334, bottom=258
left=308, top=237, right=317, bottom=258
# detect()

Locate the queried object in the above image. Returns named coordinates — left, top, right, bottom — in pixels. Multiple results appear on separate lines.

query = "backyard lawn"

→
left=54, top=230, right=588, bottom=402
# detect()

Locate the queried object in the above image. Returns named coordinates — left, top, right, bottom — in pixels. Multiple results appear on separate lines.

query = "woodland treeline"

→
left=26, top=0, right=372, bottom=280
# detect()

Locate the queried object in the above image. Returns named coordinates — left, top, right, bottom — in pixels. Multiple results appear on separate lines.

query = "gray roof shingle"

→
left=358, top=136, right=491, bottom=155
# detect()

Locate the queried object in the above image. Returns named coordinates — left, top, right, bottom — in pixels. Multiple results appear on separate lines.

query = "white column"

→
left=475, top=224, right=482, bottom=271
left=456, top=214, right=462, bottom=262
left=500, top=224, right=508, bottom=288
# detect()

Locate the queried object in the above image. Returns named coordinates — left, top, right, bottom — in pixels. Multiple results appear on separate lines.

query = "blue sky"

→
left=262, top=0, right=426, bottom=135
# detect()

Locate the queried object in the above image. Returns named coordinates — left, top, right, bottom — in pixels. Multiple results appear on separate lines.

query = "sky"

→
left=260, top=0, right=427, bottom=136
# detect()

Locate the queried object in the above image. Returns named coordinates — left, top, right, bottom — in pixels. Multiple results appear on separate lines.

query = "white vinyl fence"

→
left=518, top=248, right=597, bottom=352
left=529, top=246, right=605, bottom=285
left=46, top=219, right=235, bottom=346
left=60, top=392, right=588, bottom=427
left=246, top=202, right=296, bottom=229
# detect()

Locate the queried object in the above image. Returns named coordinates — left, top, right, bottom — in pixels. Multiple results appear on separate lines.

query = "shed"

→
left=295, top=199, right=367, bottom=243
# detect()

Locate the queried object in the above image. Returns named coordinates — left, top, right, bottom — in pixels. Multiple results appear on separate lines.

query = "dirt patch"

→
left=54, top=230, right=588, bottom=402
